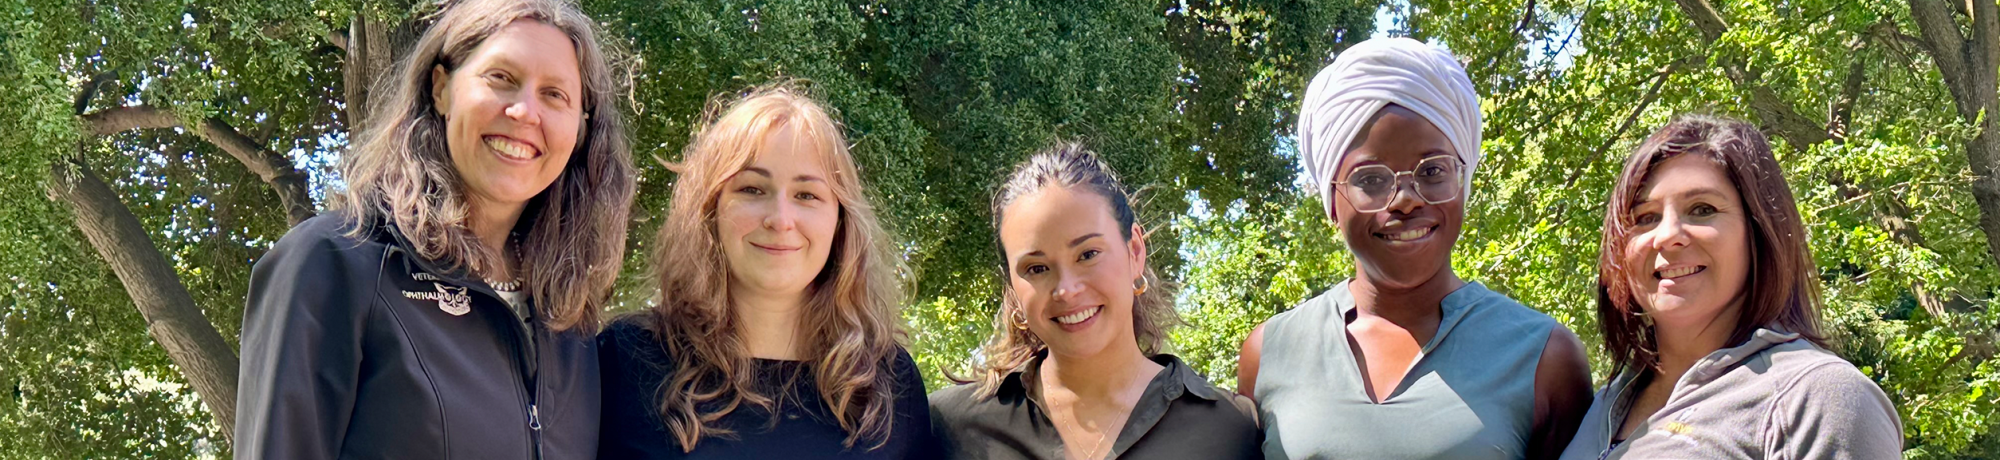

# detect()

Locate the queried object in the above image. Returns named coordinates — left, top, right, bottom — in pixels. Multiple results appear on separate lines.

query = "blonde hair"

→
left=337, top=0, right=635, bottom=333
left=968, top=142, right=1179, bottom=398
left=641, top=83, right=905, bottom=451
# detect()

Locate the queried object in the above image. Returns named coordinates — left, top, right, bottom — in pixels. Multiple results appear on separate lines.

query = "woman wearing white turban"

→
left=1234, top=37, right=1593, bottom=459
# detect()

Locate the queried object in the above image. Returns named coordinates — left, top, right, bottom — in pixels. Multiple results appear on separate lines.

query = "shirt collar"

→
left=1001, top=350, right=1225, bottom=408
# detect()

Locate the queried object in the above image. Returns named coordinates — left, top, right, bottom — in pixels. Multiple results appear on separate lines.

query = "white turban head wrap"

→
left=1298, top=37, right=1482, bottom=220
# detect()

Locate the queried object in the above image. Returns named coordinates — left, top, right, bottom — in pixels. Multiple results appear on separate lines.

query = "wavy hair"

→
left=967, top=142, right=1178, bottom=398
left=337, top=0, right=635, bottom=333
left=1596, top=114, right=1826, bottom=379
left=642, top=83, right=905, bottom=451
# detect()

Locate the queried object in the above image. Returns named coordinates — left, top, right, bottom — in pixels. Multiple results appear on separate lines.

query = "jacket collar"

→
left=365, top=213, right=509, bottom=306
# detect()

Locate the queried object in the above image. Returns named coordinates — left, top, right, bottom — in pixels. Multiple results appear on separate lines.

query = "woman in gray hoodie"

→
left=1558, top=115, right=1902, bottom=459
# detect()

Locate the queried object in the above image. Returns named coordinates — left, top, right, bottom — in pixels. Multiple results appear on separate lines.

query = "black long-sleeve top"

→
left=596, top=319, right=940, bottom=459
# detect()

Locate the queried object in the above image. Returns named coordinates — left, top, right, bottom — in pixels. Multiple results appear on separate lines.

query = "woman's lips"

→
left=750, top=242, right=800, bottom=253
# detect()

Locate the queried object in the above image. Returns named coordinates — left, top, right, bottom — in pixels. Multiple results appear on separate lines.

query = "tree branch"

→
left=80, top=105, right=316, bottom=226
left=47, top=153, right=239, bottom=438
left=1672, top=0, right=1830, bottom=148
left=72, top=71, right=117, bottom=116
left=325, top=28, right=349, bottom=52
left=1512, top=0, right=1539, bottom=38
left=1587, top=63, right=1677, bottom=169
left=1829, top=39, right=1870, bottom=142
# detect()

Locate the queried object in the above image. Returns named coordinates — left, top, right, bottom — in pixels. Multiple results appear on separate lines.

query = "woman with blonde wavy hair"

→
left=236, top=0, right=635, bottom=459
left=928, top=142, right=1260, bottom=460
left=596, top=84, right=938, bottom=459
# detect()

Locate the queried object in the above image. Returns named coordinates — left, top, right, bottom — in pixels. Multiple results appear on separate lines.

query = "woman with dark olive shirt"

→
left=929, top=142, right=1262, bottom=460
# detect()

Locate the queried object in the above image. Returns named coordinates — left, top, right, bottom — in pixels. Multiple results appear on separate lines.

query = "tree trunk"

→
left=1906, top=0, right=2000, bottom=266
left=46, top=156, right=240, bottom=439
left=342, top=5, right=420, bottom=136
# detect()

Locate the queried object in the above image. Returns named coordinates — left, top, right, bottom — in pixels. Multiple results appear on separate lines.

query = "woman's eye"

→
left=1079, top=249, right=1100, bottom=261
left=1634, top=211, right=1660, bottom=226
left=1418, top=165, right=1445, bottom=177
left=1024, top=265, right=1049, bottom=276
left=486, top=71, right=515, bottom=84
left=1690, top=204, right=1718, bottom=216
left=736, top=186, right=764, bottom=196
left=796, top=191, right=820, bottom=202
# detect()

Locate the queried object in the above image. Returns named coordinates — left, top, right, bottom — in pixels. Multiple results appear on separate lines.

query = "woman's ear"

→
left=431, top=64, right=452, bottom=114
left=1127, top=223, right=1148, bottom=274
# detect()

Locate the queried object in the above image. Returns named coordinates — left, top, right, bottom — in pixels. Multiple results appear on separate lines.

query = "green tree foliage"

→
left=0, top=0, right=1368, bottom=456
left=583, top=0, right=1372, bottom=388
left=8, top=0, right=2000, bottom=458
left=1171, top=0, right=2000, bottom=457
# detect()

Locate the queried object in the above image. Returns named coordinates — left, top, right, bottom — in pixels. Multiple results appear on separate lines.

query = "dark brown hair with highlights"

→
left=1596, top=114, right=1826, bottom=378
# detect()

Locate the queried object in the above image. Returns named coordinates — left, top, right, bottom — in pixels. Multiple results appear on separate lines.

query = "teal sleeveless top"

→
left=1255, top=280, right=1556, bottom=460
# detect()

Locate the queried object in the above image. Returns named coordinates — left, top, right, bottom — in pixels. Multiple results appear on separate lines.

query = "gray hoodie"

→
left=1557, top=328, right=1901, bottom=460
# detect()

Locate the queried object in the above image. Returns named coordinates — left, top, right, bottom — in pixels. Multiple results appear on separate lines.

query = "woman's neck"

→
left=732, top=284, right=808, bottom=361
left=1649, top=296, right=1745, bottom=384
left=467, top=196, right=526, bottom=279
left=1349, top=268, right=1465, bottom=325
left=1042, top=339, right=1161, bottom=403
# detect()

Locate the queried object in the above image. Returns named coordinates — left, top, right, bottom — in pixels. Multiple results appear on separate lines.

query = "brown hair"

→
left=967, top=142, right=1178, bottom=398
left=337, top=0, right=635, bottom=333
left=643, top=83, right=905, bottom=451
left=1596, top=114, right=1825, bottom=378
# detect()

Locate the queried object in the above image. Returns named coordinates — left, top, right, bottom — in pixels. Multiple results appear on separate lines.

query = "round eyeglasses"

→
left=1328, top=156, right=1465, bottom=213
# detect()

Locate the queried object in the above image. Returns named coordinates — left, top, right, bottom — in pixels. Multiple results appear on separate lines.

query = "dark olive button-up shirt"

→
left=928, top=353, right=1262, bottom=460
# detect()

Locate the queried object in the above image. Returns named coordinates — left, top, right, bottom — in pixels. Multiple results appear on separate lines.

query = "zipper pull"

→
left=529, top=403, right=543, bottom=431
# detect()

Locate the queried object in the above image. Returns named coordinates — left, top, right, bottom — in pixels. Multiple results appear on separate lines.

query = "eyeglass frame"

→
left=1327, top=156, right=1467, bottom=213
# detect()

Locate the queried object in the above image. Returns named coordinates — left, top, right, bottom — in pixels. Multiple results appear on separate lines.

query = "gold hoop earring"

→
left=1010, top=309, right=1030, bottom=331
left=1133, top=276, right=1149, bottom=296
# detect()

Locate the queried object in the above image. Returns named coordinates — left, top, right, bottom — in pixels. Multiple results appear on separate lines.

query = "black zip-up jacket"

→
left=235, top=212, right=599, bottom=459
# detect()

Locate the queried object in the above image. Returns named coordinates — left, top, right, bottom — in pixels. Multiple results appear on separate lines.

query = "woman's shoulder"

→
left=1755, top=342, right=1903, bottom=452
left=925, top=379, right=993, bottom=421
left=252, top=211, right=388, bottom=288
left=597, top=315, right=664, bottom=354
left=1761, top=342, right=1891, bottom=407
left=1263, top=280, right=1352, bottom=335
left=1160, top=356, right=1260, bottom=428
left=275, top=210, right=377, bottom=248
left=596, top=314, right=677, bottom=373
left=885, top=346, right=925, bottom=386
left=1450, top=281, right=1562, bottom=331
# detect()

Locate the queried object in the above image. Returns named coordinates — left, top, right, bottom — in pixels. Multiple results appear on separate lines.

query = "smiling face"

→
left=431, top=19, right=584, bottom=218
left=1621, top=153, right=1752, bottom=330
left=1331, top=105, right=1464, bottom=289
left=715, top=126, right=842, bottom=301
left=998, top=185, right=1148, bottom=361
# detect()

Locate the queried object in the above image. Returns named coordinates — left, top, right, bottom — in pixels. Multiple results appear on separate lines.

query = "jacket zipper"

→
left=524, top=316, right=543, bottom=460
left=1596, top=373, right=1631, bottom=460
left=381, top=227, right=545, bottom=459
